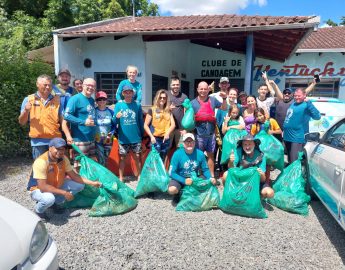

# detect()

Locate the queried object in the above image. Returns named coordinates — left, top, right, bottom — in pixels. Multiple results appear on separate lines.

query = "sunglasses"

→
left=159, top=96, right=167, bottom=100
left=96, top=98, right=107, bottom=101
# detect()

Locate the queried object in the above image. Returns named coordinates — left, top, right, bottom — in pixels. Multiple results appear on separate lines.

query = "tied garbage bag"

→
left=255, top=130, right=284, bottom=171
left=220, top=167, right=267, bottom=218
left=176, top=173, right=220, bottom=212
left=268, top=152, right=310, bottom=216
left=63, top=184, right=99, bottom=208
left=69, top=144, right=137, bottom=217
left=135, top=147, right=169, bottom=197
left=221, top=127, right=247, bottom=165
left=181, top=99, right=195, bottom=131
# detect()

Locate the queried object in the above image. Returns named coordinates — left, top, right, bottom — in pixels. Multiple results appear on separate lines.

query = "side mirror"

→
left=305, top=132, right=320, bottom=142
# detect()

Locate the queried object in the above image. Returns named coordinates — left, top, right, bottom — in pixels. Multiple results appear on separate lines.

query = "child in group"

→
left=242, top=95, right=258, bottom=133
left=250, top=108, right=282, bottom=139
left=221, top=105, right=245, bottom=135
left=250, top=107, right=282, bottom=189
left=116, top=65, right=142, bottom=104
left=113, top=84, right=144, bottom=182
left=95, top=91, right=115, bottom=167
left=144, top=90, right=175, bottom=163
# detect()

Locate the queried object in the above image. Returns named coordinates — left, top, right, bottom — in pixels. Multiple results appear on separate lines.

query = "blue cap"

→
left=49, top=138, right=66, bottom=148
left=122, top=81, right=134, bottom=91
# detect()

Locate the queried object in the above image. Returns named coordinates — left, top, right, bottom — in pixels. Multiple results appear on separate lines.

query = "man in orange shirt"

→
left=27, top=138, right=102, bottom=221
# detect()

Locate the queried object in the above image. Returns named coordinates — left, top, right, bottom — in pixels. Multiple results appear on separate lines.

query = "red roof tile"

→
left=299, top=26, right=345, bottom=49
left=56, top=15, right=314, bottom=35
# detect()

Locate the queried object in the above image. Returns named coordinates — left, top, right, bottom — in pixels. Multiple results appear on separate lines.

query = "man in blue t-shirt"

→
left=283, top=88, right=321, bottom=163
left=168, top=133, right=217, bottom=202
left=64, top=78, right=97, bottom=168
left=113, top=84, right=144, bottom=181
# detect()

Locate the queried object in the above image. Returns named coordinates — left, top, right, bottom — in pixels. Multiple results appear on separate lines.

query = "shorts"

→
left=119, top=142, right=142, bottom=155
left=73, top=141, right=96, bottom=167
left=169, top=129, right=183, bottom=148
left=168, top=179, right=183, bottom=192
left=196, top=134, right=216, bottom=153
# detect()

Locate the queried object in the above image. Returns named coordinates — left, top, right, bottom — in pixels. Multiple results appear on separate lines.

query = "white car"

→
left=304, top=117, right=345, bottom=230
left=308, top=97, right=345, bottom=135
left=0, top=195, right=59, bottom=269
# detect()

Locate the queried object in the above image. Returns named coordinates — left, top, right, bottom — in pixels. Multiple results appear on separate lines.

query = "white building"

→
left=53, top=14, right=337, bottom=104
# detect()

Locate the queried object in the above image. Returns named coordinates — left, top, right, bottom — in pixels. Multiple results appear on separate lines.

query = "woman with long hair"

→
left=144, top=89, right=175, bottom=162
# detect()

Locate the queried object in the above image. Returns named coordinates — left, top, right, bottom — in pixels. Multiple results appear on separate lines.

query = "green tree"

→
left=1, top=0, right=49, bottom=18
left=325, top=19, right=338, bottom=27
left=340, top=16, right=345, bottom=26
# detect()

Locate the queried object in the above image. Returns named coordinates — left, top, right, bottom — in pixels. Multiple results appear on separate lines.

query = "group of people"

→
left=19, top=65, right=321, bottom=220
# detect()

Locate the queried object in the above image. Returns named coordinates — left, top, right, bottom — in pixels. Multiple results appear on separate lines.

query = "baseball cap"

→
left=58, top=68, right=71, bottom=76
left=220, top=77, right=229, bottom=83
left=49, top=138, right=66, bottom=148
left=96, top=91, right=108, bottom=99
left=182, top=133, right=195, bottom=142
left=238, top=91, right=247, bottom=97
left=122, top=84, right=134, bottom=91
left=283, top=88, right=293, bottom=94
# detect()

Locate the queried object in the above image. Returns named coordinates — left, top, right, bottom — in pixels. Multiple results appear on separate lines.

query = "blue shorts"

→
left=196, top=134, right=216, bottom=153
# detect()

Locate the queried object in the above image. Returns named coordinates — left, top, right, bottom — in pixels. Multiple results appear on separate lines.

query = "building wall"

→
left=55, top=36, right=345, bottom=102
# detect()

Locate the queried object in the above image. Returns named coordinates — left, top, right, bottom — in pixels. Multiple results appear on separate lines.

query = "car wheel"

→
left=302, top=151, right=317, bottom=201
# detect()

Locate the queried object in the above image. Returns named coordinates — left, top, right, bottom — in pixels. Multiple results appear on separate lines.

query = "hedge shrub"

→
left=0, top=47, right=54, bottom=158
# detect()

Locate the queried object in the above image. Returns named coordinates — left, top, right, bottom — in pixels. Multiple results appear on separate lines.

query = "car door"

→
left=314, top=119, right=345, bottom=222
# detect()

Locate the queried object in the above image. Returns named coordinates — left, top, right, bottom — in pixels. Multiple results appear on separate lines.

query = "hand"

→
left=66, top=136, right=74, bottom=145
left=257, top=168, right=264, bottom=175
left=219, top=91, right=227, bottom=99
left=268, top=130, right=273, bottom=135
left=170, top=103, right=176, bottom=110
left=116, top=110, right=123, bottom=119
left=229, top=151, right=235, bottom=163
left=262, top=71, right=268, bottom=81
left=224, top=116, right=230, bottom=123
left=25, top=102, right=32, bottom=113
left=268, top=80, right=276, bottom=86
left=210, top=177, right=217, bottom=185
left=185, top=178, right=193, bottom=185
left=163, top=134, right=170, bottom=143
left=91, top=181, right=102, bottom=188
left=64, top=191, right=74, bottom=201
left=150, top=136, right=156, bottom=144
left=85, top=118, right=95, bottom=126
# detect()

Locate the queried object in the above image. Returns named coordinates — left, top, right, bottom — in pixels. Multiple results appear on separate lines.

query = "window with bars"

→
left=95, top=72, right=127, bottom=103
left=285, top=78, right=340, bottom=98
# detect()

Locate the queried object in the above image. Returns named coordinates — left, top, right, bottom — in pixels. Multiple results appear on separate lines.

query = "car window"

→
left=323, top=120, right=345, bottom=151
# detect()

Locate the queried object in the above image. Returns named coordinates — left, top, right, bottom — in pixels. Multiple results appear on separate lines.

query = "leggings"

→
left=284, top=141, right=304, bottom=164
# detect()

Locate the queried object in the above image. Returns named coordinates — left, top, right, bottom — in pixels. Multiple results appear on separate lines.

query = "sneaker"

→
left=35, top=211, right=50, bottom=222
left=51, top=203, right=65, bottom=214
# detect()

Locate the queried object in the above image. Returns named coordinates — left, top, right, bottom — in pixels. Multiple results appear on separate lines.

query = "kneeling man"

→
left=168, top=133, right=216, bottom=201
left=27, top=137, right=102, bottom=220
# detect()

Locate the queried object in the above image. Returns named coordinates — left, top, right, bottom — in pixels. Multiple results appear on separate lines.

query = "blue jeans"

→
left=31, top=180, right=85, bottom=213
left=153, top=137, right=170, bottom=161
left=32, top=145, right=49, bottom=160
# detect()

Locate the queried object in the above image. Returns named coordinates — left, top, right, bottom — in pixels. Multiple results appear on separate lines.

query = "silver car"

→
left=0, top=195, right=59, bottom=269
left=304, top=117, right=345, bottom=230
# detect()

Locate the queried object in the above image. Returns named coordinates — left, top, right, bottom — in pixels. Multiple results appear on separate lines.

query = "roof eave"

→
left=296, top=48, right=345, bottom=53
left=55, top=20, right=320, bottom=38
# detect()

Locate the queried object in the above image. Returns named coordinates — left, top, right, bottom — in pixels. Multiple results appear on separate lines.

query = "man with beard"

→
left=53, top=68, right=76, bottom=111
left=168, top=133, right=216, bottom=202
left=167, top=76, right=187, bottom=148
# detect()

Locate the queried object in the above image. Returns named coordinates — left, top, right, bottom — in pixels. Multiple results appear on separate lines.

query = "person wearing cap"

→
left=283, top=87, right=321, bottom=163
left=94, top=91, right=115, bottom=166
left=27, top=137, right=102, bottom=221
left=18, top=74, right=71, bottom=159
left=210, top=77, right=231, bottom=103
left=191, top=81, right=227, bottom=178
left=223, top=134, right=274, bottom=199
left=53, top=68, right=76, bottom=111
left=115, top=65, right=142, bottom=104
left=112, top=83, right=144, bottom=181
left=64, top=78, right=97, bottom=168
left=168, top=133, right=216, bottom=201
left=167, top=76, right=188, bottom=148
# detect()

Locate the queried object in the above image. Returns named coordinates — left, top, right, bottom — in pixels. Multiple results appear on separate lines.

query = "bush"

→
left=0, top=45, right=54, bottom=158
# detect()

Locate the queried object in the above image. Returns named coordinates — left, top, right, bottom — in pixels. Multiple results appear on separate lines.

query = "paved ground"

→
left=1, top=159, right=345, bottom=269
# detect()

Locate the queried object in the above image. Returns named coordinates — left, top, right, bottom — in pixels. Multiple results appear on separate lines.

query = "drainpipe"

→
left=244, top=33, right=254, bottom=95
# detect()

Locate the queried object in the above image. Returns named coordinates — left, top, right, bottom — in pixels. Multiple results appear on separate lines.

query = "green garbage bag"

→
left=268, top=152, right=310, bottom=216
left=63, top=184, right=99, bottom=208
left=181, top=99, right=195, bottom=131
left=135, top=147, right=170, bottom=197
left=220, top=167, right=267, bottom=218
left=220, top=127, right=247, bottom=165
left=176, top=173, right=220, bottom=212
left=255, top=130, right=284, bottom=171
left=70, top=144, right=137, bottom=217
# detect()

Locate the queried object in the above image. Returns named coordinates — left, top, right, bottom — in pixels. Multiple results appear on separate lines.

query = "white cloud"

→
left=154, top=0, right=267, bottom=16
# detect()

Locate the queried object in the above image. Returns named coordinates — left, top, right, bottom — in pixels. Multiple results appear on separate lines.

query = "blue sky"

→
left=154, top=0, right=344, bottom=26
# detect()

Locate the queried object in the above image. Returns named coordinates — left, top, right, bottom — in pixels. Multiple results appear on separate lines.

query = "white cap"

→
left=220, top=77, right=229, bottom=83
left=182, top=133, right=195, bottom=142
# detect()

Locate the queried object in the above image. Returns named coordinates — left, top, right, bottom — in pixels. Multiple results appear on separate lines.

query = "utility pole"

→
left=132, top=0, right=135, bottom=21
